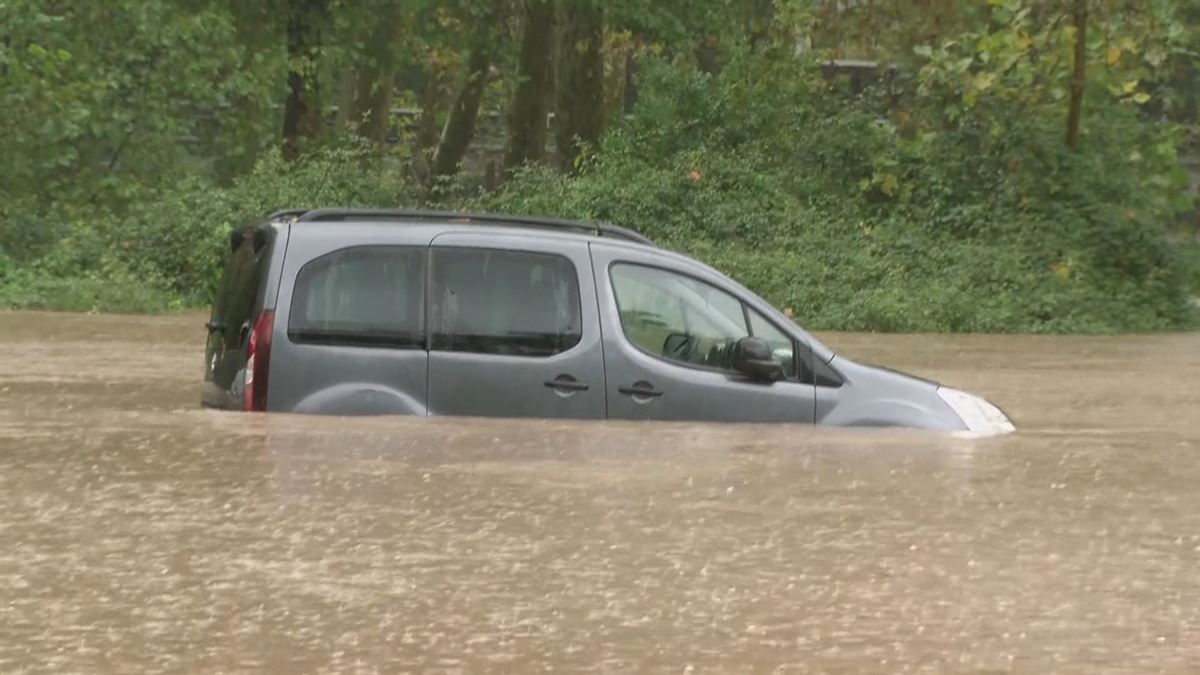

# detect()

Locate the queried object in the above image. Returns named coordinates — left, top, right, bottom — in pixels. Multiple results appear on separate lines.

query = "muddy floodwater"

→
left=1, top=311, right=1197, bottom=674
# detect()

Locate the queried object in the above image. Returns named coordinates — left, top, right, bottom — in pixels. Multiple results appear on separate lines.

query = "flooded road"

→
left=1, top=311, right=1197, bottom=673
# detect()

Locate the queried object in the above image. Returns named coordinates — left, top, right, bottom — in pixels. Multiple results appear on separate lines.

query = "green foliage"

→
left=909, top=0, right=1195, bottom=124
left=482, top=55, right=1196, bottom=333
left=0, top=258, right=178, bottom=314
left=0, top=145, right=413, bottom=312
left=130, top=145, right=413, bottom=299
left=1177, top=239, right=1200, bottom=296
left=0, top=0, right=282, bottom=210
left=0, top=0, right=1194, bottom=332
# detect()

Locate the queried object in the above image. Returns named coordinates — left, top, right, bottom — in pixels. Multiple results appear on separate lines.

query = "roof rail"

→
left=286, top=208, right=655, bottom=246
left=265, top=208, right=310, bottom=222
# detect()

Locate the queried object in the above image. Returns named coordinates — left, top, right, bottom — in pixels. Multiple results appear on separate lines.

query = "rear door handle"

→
left=544, top=376, right=589, bottom=392
left=618, top=382, right=663, bottom=398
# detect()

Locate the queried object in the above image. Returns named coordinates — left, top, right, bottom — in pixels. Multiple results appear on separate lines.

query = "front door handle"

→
left=617, top=381, right=663, bottom=398
left=544, top=375, right=589, bottom=392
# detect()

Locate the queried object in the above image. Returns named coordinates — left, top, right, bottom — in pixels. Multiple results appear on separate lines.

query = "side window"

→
left=610, top=263, right=749, bottom=371
left=289, top=246, right=424, bottom=347
left=430, top=248, right=582, bottom=357
left=748, top=309, right=796, bottom=378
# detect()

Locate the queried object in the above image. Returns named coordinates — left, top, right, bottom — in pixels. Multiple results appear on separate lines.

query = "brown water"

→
left=1, top=311, right=1197, bottom=674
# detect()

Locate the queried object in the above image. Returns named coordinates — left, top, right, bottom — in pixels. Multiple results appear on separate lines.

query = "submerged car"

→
left=201, top=208, right=1014, bottom=435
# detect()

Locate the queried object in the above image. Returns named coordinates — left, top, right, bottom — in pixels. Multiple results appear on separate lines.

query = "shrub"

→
left=0, top=144, right=414, bottom=311
left=0, top=254, right=177, bottom=314
left=479, top=56, right=1196, bottom=333
left=1, top=55, right=1193, bottom=332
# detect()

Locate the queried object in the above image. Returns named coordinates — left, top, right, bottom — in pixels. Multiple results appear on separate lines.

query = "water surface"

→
left=1, top=311, right=1197, bottom=673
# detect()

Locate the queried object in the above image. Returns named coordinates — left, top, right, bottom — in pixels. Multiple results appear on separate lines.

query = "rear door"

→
left=202, top=224, right=280, bottom=409
left=268, top=226, right=430, bottom=415
left=426, top=232, right=605, bottom=419
left=590, top=243, right=815, bottom=423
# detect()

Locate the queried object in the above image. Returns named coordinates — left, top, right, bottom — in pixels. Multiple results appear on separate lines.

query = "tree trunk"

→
left=282, top=0, right=329, bottom=161
left=355, top=71, right=396, bottom=147
left=695, top=35, right=720, bottom=74
left=351, top=1, right=405, bottom=147
left=745, top=0, right=774, bottom=52
left=554, top=0, right=603, bottom=173
left=1065, top=0, right=1087, bottom=150
left=333, top=67, right=358, bottom=130
left=411, top=73, right=445, bottom=186
left=504, top=0, right=555, bottom=174
left=602, top=38, right=633, bottom=121
left=431, top=16, right=500, bottom=182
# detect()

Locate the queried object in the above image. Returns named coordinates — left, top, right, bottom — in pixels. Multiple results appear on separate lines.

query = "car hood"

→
left=817, top=356, right=965, bottom=431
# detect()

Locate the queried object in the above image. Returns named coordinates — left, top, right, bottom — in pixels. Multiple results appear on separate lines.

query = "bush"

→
left=0, top=250, right=177, bottom=313
left=0, top=144, right=414, bottom=312
left=478, top=56, right=1196, bottom=333
left=121, top=144, right=415, bottom=300
left=1, top=56, right=1194, bottom=332
left=1177, top=238, right=1200, bottom=296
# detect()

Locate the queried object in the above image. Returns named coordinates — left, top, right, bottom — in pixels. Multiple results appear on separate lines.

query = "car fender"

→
left=817, top=357, right=967, bottom=431
left=820, top=397, right=963, bottom=431
left=291, top=383, right=427, bottom=416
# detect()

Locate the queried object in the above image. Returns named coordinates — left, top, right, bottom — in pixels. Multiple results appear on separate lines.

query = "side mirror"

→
left=732, top=336, right=785, bottom=382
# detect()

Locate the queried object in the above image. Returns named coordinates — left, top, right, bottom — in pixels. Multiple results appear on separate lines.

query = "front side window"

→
left=430, top=248, right=582, bottom=357
left=289, top=246, right=424, bottom=347
left=611, top=263, right=750, bottom=371
left=748, top=309, right=796, bottom=377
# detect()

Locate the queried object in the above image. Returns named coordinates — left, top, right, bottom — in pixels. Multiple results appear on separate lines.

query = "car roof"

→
left=266, top=208, right=835, bottom=364
left=268, top=208, right=656, bottom=247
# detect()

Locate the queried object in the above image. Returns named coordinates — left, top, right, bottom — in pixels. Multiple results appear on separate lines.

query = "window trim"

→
left=608, top=260, right=808, bottom=383
left=812, top=352, right=845, bottom=388
left=287, top=245, right=427, bottom=351
left=428, top=245, right=585, bottom=359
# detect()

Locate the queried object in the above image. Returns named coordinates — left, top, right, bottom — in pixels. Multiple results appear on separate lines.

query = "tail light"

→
left=244, top=310, right=275, bottom=411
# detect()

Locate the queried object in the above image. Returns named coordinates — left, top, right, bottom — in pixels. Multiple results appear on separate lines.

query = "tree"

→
left=282, top=0, right=330, bottom=160
left=743, top=0, right=774, bottom=52
left=348, top=0, right=408, bottom=148
left=1065, top=0, right=1088, bottom=149
left=0, top=0, right=277, bottom=209
left=504, top=0, right=555, bottom=173
left=432, top=4, right=506, bottom=182
left=555, top=0, right=605, bottom=172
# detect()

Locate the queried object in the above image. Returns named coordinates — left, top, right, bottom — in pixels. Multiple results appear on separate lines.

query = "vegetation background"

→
left=1, top=0, right=1197, bottom=332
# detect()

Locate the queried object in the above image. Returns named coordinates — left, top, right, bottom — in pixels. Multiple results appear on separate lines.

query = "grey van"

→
left=201, top=209, right=1014, bottom=435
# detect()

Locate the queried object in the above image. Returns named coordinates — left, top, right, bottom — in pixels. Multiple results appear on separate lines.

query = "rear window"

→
left=430, top=247, right=581, bottom=357
left=288, top=246, right=425, bottom=348
left=211, top=226, right=273, bottom=335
